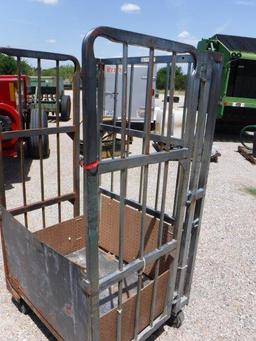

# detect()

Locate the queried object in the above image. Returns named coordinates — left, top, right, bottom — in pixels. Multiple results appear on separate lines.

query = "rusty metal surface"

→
left=1, top=208, right=89, bottom=341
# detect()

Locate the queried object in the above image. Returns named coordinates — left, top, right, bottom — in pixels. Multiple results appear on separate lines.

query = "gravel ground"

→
left=0, top=94, right=256, bottom=340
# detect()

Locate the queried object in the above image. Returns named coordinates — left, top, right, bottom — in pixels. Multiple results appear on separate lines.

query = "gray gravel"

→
left=1, top=98, right=256, bottom=340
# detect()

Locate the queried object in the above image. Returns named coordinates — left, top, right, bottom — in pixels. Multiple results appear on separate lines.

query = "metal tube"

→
left=154, top=62, right=171, bottom=211
left=56, top=60, right=61, bottom=222
left=110, top=64, right=119, bottom=192
left=116, top=42, right=128, bottom=341
left=17, top=57, right=28, bottom=227
left=150, top=53, right=176, bottom=324
left=37, top=58, right=46, bottom=227
left=134, top=48, right=154, bottom=340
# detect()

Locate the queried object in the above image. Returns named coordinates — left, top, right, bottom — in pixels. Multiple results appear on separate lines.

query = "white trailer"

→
left=103, top=64, right=158, bottom=130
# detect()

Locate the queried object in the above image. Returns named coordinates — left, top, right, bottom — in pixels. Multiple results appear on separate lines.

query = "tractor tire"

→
left=28, top=109, right=50, bottom=159
left=60, top=95, right=71, bottom=121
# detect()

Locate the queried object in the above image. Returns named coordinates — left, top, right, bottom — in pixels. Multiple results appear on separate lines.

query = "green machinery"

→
left=198, top=34, right=256, bottom=126
left=28, top=76, right=71, bottom=121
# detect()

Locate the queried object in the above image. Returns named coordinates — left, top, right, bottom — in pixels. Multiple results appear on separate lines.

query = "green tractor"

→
left=198, top=34, right=256, bottom=127
left=28, top=76, right=71, bottom=121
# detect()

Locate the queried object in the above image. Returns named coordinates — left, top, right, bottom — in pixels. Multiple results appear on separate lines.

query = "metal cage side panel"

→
left=1, top=207, right=89, bottom=341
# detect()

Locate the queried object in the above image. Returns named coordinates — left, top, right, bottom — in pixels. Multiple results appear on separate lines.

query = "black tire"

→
left=60, top=95, right=71, bottom=121
left=167, top=310, right=185, bottom=328
left=28, top=109, right=50, bottom=159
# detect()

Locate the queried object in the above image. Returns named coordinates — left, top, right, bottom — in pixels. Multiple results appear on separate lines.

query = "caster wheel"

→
left=167, top=310, right=184, bottom=328
left=16, top=299, right=31, bottom=315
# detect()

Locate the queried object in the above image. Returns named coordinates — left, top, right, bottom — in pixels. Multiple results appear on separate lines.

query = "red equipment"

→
left=0, top=75, right=28, bottom=156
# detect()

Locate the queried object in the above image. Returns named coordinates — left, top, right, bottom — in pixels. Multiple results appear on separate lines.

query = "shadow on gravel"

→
left=214, top=123, right=241, bottom=142
left=3, top=156, right=32, bottom=190
left=12, top=298, right=56, bottom=340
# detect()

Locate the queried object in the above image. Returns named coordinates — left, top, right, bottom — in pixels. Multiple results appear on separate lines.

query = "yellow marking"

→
left=9, top=82, right=16, bottom=102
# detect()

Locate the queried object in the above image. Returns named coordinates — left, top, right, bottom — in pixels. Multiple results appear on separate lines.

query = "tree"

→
left=156, top=66, right=186, bottom=91
left=41, top=64, right=74, bottom=82
left=0, top=54, right=33, bottom=75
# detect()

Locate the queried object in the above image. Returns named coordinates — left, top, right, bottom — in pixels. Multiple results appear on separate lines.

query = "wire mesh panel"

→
left=0, top=48, right=80, bottom=231
left=82, top=27, right=222, bottom=341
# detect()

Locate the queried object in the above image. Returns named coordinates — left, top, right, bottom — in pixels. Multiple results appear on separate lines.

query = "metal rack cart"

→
left=0, top=26, right=222, bottom=340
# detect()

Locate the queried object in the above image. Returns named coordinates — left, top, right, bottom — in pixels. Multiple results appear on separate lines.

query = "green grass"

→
left=243, top=186, right=256, bottom=198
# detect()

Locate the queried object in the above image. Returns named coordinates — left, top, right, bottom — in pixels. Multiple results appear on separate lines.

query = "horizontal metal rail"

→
left=0, top=47, right=79, bottom=67
left=98, top=54, right=193, bottom=65
left=99, top=239, right=177, bottom=291
left=100, top=188, right=175, bottom=225
left=2, top=126, right=76, bottom=140
left=100, top=124, right=184, bottom=146
left=9, top=192, right=76, bottom=216
left=85, top=26, right=197, bottom=62
left=98, top=149, right=188, bottom=174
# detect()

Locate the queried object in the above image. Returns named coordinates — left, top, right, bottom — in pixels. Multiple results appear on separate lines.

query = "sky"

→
left=0, top=0, right=256, bottom=64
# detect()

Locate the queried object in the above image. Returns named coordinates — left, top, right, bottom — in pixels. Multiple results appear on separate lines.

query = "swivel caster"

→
left=167, top=310, right=185, bottom=328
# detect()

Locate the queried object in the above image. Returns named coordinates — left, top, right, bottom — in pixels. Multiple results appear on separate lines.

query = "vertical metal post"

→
left=154, top=62, right=171, bottom=211
left=56, top=60, right=61, bottom=222
left=17, top=57, right=28, bottom=227
left=133, top=47, right=154, bottom=340
left=37, top=58, right=46, bottom=227
left=150, top=53, right=176, bottom=325
left=116, top=42, right=128, bottom=341
left=110, top=64, right=119, bottom=192
left=72, top=63, right=81, bottom=217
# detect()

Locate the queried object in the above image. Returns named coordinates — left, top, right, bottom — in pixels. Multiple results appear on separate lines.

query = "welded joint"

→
left=186, top=188, right=204, bottom=206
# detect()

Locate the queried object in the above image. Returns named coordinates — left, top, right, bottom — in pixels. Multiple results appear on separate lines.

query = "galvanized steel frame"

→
left=82, top=26, right=222, bottom=341
left=0, top=26, right=222, bottom=341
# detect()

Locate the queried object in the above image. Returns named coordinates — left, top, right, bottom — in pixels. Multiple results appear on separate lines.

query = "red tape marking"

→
left=80, top=160, right=99, bottom=171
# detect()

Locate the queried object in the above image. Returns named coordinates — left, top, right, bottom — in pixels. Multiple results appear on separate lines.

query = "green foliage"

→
left=41, top=65, right=74, bottom=82
left=0, top=54, right=33, bottom=75
left=156, top=66, right=186, bottom=90
left=0, top=54, right=74, bottom=81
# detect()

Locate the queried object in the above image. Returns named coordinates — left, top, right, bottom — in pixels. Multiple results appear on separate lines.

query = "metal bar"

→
left=184, top=54, right=223, bottom=300
left=82, top=28, right=100, bottom=341
left=17, top=57, right=28, bottom=227
left=126, top=64, right=134, bottom=156
left=110, top=64, right=119, bottom=192
left=37, top=58, right=46, bottom=227
left=99, top=239, right=177, bottom=291
left=99, top=54, right=193, bottom=65
left=56, top=60, right=61, bottom=222
left=84, top=27, right=197, bottom=59
left=154, top=62, right=171, bottom=211
left=72, top=62, right=81, bottom=217
left=100, top=187, right=175, bottom=224
left=175, top=57, right=212, bottom=302
left=116, top=42, right=128, bottom=341
left=163, top=60, right=201, bottom=318
left=150, top=52, right=177, bottom=325
left=2, top=126, right=76, bottom=140
left=99, top=148, right=188, bottom=174
left=9, top=193, right=76, bottom=216
left=0, top=47, right=79, bottom=65
left=181, top=62, right=192, bottom=138
left=100, top=123, right=184, bottom=146
left=134, top=47, right=154, bottom=340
